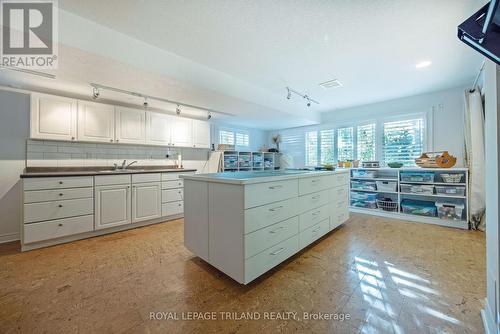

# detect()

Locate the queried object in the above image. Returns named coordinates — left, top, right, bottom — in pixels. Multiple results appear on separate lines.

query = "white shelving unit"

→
left=349, top=167, right=469, bottom=229
left=222, top=151, right=279, bottom=172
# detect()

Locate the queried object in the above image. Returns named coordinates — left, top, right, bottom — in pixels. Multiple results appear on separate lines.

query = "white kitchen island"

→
left=181, top=169, right=349, bottom=284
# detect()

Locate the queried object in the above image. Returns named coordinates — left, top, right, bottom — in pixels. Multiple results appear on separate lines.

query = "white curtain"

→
left=464, top=89, right=486, bottom=230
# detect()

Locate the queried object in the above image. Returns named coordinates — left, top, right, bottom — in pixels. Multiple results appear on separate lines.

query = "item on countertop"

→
left=322, top=163, right=335, bottom=171
left=435, top=185, right=466, bottom=197
left=435, top=201, right=465, bottom=220
left=271, top=134, right=281, bottom=152
left=268, top=148, right=279, bottom=153
left=400, top=184, right=435, bottom=195
left=387, top=162, right=404, bottom=168
left=362, top=161, right=380, bottom=168
left=352, top=160, right=360, bottom=168
left=440, top=173, right=464, bottom=183
left=400, top=171, right=435, bottom=183
left=218, top=144, right=235, bottom=151
left=415, top=151, right=457, bottom=168
left=377, top=198, right=398, bottom=212
left=401, top=199, right=437, bottom=217
left=352, top=170, right=377, bottom=178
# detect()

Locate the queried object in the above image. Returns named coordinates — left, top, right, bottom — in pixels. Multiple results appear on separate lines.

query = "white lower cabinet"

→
left=95, top=184, right=131, bottom=230
left=132, top=182, right=162, bottom=223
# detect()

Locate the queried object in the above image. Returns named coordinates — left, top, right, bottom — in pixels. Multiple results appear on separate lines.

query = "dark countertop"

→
left=20, top=166, right=197, bottom=178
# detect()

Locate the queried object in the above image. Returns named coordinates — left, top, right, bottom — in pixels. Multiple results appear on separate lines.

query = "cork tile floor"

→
left=0, top=213, right=485, bottom=334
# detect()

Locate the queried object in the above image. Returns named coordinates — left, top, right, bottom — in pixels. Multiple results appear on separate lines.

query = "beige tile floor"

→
left=0, top=213, right=485, bottom=333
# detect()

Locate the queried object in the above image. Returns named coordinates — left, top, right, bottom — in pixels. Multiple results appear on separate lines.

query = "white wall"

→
left=212, top=122, right=267, bottom=151
left=270, top=86, right=468, bottom=168
left=0, top=90, right=29, bottom=242
left=483, top=61, right=500, bottom=334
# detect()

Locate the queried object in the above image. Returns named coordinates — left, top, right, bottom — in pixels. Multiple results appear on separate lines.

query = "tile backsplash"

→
left=26, top=139, right=210, bottom=169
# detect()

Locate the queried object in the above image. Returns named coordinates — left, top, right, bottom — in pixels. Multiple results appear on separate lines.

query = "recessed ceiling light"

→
left=416, top=61, right=432, bottom=69
left=319, top=79, right=343, bottom=89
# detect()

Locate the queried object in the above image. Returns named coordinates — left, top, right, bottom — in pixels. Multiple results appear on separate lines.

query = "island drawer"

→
left=132, top=173, right=161, bottom=184
left=162, top=188, right=183, bottom=203
left=24, top=176, right=93, bottom=191
left=299, top=190, right=329, bottom=213
left=299, top=218, right=329, bottom=250
left=162, top=201, right=183, bottom=216
left=299, top=204, right=330, bottom=231
left=24, top=198, right=94, bottom=224
left=23, top=215, right=93, bottom=244
left=299, top=175, right=334, bottom=195
left=162, top=180, right=183, bottom=189
left=244, top=197, right=298, bottom=234
left=245, top=234, right=299, bottom=283
left=333, top=172, right=350, bottom=187
left=331, top=209, right=349, bottom=230
left=245, top=216, right=299, bottom=259
left=244, top=179, right=298, bottom=209
left=24, top=187, right=93, bottom=203
left=331, top=185, right=349, bottom=203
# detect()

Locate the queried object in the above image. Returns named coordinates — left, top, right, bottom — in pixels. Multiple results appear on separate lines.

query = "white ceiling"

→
left=1, top=1, right=486, bottom=129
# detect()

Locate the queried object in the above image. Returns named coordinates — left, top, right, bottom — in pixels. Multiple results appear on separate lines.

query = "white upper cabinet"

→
left=192, top=120, right=211, bottom=149
left=171, top=117, right=193, bottom=147
left=77, top=101, right=115, bottom=143
left=31, top=93, right=77, bottom=141
left=146, top=112, right=173, bottom=146
left=115, top=107, right=146, bottom=144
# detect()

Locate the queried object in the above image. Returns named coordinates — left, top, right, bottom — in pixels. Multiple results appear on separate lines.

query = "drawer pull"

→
left=312, top=195, right=321, bottom=200
left=269, top=226, right=284, bottom=234
left=59, top=181, right=63, bottom=185
left=58, top=204, right=63, bottom=208
left=59, top=193, right=64, bottom=196
left=311, top=179, right=320, bottom=183
left=270, top=247, right=286, bottom=256
left=268, top=185, right=283, bottom=190
left=312, top=211, right=321, bottom=216
left=269, top=206, right=283, bottom=212
left=58, top=223, right=63, bottom=227
left=178, top=204, right=182, bottom=207
left=312, top=226, right=322, bottom=233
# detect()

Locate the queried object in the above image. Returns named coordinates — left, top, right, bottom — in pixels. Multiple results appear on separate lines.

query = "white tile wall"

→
left=26, top=139, right=209, bottom=168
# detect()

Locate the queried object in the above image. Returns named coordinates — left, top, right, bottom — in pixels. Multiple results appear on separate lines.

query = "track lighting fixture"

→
left=207, top=112, right=212, bottom=120
left=285, top=86, right=319, bottom=107
left=176, top=105, right=181, bottom=115
left=92, top=86, right=100, bottom=99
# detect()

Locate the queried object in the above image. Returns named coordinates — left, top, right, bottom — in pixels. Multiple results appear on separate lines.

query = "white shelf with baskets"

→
left=349, top=167, right=469, bottom=229
left=222, top=151, right=280, bottom=172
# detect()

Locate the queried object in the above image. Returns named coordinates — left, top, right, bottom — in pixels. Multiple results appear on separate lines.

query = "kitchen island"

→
left=181, top=169, right=349, bottom=284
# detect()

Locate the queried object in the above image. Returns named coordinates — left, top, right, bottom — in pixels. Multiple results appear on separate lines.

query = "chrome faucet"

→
left=123, top=160, right=138, bottom=169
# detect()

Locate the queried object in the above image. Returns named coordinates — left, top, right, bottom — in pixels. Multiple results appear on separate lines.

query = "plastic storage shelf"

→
left=351, top=180, right=377, bottom=191
left=352, top=170, right=377, bottom=178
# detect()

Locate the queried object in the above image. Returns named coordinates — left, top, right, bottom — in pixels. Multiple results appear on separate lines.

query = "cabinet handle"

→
left=178, top=204, right=182, bottom=207
left=193, top=145, right=196, bottom=148
left=269, top=226, right=284, bottom=234
left=58, top=204, right=63, bottom=208
left=71, top=137, right=75, bottom=140
left=59, top=193, right=64, bottom=196
left=268, top=185, right=283, bottom=190
left=311, top=179, right=320, bottom=183
left=116, top=139, right=119, bottom=142
left=110, top=139, right=113, bottom=142
left=58, top=223, right=63, bottom=227
left=312, top=226, right=322, bottom=233
left=312, top=211, right=320, bottom=217
left=312, top=195, right=321, bottom=200
left=59, top=181, right=63, bottom=185
left=269, top=206, right=283, bottom=212
left=270, top=247, right=286, bottom=256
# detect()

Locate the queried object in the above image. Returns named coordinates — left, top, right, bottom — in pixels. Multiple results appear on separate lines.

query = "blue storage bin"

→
left=401, top=199, right=437, bottom=217
left=350, top=191, right=377, bottom=201
left=400, top=172, right=435, bottom=183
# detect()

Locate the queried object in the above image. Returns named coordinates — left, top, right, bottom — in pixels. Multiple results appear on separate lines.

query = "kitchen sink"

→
left=97, top=169, right=147, bottom=173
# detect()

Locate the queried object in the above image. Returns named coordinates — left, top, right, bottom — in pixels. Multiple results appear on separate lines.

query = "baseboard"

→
left=0, top=232, right=20, bottom=244
left=482, top=298, right=497, bottom=334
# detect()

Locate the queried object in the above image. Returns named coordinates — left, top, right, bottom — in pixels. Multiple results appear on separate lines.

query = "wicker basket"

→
left=376, top=199, right=398, bottom=212
left=440, top=173, right=463, bottom=183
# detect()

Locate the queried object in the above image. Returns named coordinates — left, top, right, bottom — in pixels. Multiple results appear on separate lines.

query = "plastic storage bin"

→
left=351, top=200, right=377, bottom=209
left=352, top=170, right=377, bottom=178
left=351, top=180, right=377, bottom=191
left=401, top=199, right=437, bottom=217
left=350, top=192, right=378, bottom=201
left=440, top=173, right=463, bottom=183
left=400, top=184, right=434, bottom=195
left=435, top=186, right=466, bottom=197
left=436, top=201, right=465, bottom=220
left=376, top=181, right=397, bottom=192
left=400, top=172, right=435, bottom=183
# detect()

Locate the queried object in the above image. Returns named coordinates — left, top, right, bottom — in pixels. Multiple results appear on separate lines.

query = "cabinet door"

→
left=171, top=117, right=193, bottom=147
left=192, top=119, right=211, bottom=148
left=77, top=101, right=115, bottom=143
left=115, top=107, right=146, bottom=144
left=132, top=182, right=161, bottom=223
left=31, top=93, right=77, bottom=141
left=146, top=112, right=172, bottom=146
left=95, top=184, right=131, bottom=230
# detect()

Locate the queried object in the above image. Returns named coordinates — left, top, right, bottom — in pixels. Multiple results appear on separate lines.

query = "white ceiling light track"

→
left=0, top=65, right=56, bottom=79
left=90, top=83, right=234, bottom=117
left=286, top=87, right=319, bottom=107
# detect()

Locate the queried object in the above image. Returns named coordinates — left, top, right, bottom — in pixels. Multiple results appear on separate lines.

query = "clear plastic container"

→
left=435, top=186, right=466, bottom=197
left=350, top=192, right=378, bottom=201
left=351, top=180, right=377, bottom=191
left=400, top=172, right=435, bottom=183
left=376, top=181, right=397, bottom=192
left=352, top=170, right=377, bottom=178
left=401, top=199, right=437, bottom=217
left=400, top=184, right=434, bottom=195
left=436, top=201, right=465, bottom=220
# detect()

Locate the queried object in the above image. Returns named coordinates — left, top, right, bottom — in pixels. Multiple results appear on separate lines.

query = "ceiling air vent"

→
left=319, top=79, right=343, bottom=90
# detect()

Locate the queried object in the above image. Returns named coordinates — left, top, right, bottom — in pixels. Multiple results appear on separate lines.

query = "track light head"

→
left=207, top=112, right=212, bottom=120
left=92, top=87, right=100, bottom=99
left=176, top=105, right=181, bottom=115
left=305, top=95, right=311, bottom=107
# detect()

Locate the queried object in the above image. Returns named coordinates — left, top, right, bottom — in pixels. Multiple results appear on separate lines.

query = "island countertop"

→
left=180, top=169, right=348, bottom=185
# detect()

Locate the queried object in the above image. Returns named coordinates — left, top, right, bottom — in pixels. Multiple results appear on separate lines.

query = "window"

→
left=357, top=123, right=376, bottom=161
left=337, top=127, right=354, bottom=161
left=235, top=131, right=249, bottom=147
left=305, top=131, right=318, bottom=166
left=219, top=129, right=250, bottom=147
left=382, top=118, right=424, bottom=166
left=320, top=129, right=335, bottom=164
left=219, top=130, right=235, bottom=145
